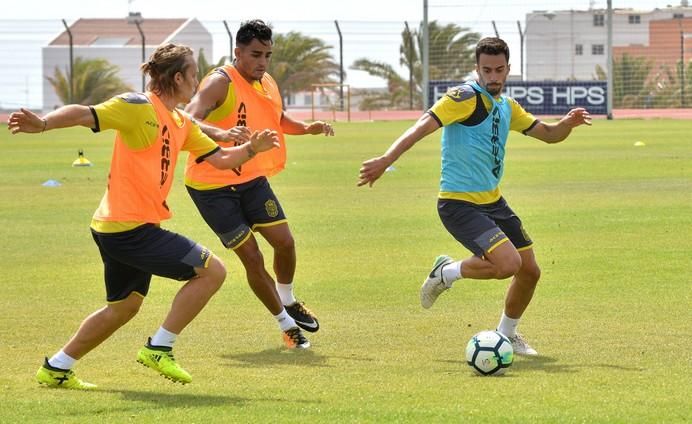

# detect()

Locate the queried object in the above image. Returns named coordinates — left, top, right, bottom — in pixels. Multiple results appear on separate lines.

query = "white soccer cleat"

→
left=508, top=333, right=538, bottom=356
left=420, top=255, right=454, bottom=309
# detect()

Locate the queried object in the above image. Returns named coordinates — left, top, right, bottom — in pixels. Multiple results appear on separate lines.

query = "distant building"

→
left=42, top=17, right=212, bottom=110
left=614, top=17, right=692, bottom=82
left=524, top=5, right=692, bottom=81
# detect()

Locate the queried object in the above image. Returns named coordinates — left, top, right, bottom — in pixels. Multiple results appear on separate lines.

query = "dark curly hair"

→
left=236, top=19, right=273, bottom=47
left=475, top=37, right=510, bottom=64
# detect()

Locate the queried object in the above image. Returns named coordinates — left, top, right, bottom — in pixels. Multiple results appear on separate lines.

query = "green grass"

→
left=0, top=119, right=690, bottom=423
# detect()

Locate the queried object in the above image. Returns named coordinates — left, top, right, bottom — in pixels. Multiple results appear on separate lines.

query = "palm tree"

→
left=351, top=21, right=481, bottom=110
left=268, top=32, right=341, bottom=107
left=647, top=60, right=692, bottom=108
left=197, top=48, right=228, bottom=80
left=423, top=21, right=479, bottom=81
left=595, top=54, right=653, bottom=107
left=47, top=57, right=132, bottom=105
left=595, top=55, right=692, bottom=108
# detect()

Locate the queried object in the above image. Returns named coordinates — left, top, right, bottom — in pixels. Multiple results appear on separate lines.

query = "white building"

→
left=42, top=17, right=212, bottom=110
left=524, top=5, right=692, bottom=81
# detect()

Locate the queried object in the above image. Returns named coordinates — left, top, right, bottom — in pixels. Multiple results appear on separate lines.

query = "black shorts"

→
left=91, top=224, right=212, bottom=302
left=437, top=197, right=533, bottom=257
left=186, top=176, right=287, bottom=249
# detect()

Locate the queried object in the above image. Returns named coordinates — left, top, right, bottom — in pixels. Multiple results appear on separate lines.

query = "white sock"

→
left=441, top=261, right=462, bottom=286
left=274, top=308, right=297, bottom=331
left=276, top=282, right=297, bottom=305
left=497, top=312, right=519, bottom=338
left=48, top=350, right=76, bottom=370
left=150, top=326, right=177, bottom=348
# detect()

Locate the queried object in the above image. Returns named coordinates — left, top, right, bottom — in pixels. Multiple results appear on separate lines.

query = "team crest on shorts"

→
left=265, top=199, right=278, bottom=218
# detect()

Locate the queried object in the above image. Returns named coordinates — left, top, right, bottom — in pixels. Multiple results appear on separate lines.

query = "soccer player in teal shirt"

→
left=358, top=37, right=591, bottom=355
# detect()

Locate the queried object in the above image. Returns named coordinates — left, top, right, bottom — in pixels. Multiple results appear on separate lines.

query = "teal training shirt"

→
left=439, top=81, right=512, bottom=194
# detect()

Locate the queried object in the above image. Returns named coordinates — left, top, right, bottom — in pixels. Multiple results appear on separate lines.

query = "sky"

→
left=0, top=0, right=681, bottom=109
left=3, top=0, right=674, bottom=22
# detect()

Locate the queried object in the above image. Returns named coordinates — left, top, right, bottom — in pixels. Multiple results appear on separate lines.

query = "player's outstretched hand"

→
left=220, top=126, right=251, bottom=143
left=358, top=156, right=391, bottom=187
left=563, top=108, right=592, bottom=128
left=7, top=108, right=44, bottom=134
left=250, top=129, right=280, bottom=152
left=305, top=121, right=334, bottom=136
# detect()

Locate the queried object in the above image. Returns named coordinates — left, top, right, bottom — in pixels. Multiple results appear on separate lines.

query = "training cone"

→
left=633, top=141, right=646, bottom=147
left=72, top=149, right=93, bottom=167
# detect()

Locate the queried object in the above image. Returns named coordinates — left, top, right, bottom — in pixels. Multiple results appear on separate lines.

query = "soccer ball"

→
left=465, top=330, right=514, bottom=376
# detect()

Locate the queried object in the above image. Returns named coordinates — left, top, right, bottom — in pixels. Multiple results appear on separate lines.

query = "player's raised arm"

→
left=192, top=117, right=252, bottom=144
left=357, top=112, right=440, bottom=187
left=204, top=129, right=280, bottom=170
left=8, top=105, right=95, bottom=135
left=525, top=107, right=592, bottom=144
left=280, top=112, right=334, bottom=136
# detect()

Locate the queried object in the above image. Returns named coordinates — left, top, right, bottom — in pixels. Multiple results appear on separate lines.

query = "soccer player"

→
left=358, top=37, right=591, bottom=355
left=184, top=20, right=333, bottom=349
left=7, top=43, right=279, bottom=389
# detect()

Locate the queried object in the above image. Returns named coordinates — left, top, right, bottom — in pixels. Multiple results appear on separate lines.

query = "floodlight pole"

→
left=606, top=0, right=613, bottom=120
left=223, top=20, right=233, bottom=63
left=517, top=21, right=524, bottom=81
left=678, top=18, right=686, bottom=108
left=128, top=13, right=145, bottom=91
left=422, top=0, right=429, bottom=110
left=334, top=20, right=344, bottom=111
left=405, top=21, right=414, bottom=110
left=134, top=20, right=145, bottom=92
left=492, top=21, right=499, bottom=38
left=61, top=19, right=73, bottom=104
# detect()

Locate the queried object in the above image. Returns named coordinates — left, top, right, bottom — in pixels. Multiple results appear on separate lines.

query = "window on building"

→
left=593, top=14, right=604, bottom=26
left=575, top=44, right=583, bottom=56
left=592, top=44, right=604, bottom=55
left=673, top=13, right=684, bottom=19
left=628, top=15, right=641, bottom=24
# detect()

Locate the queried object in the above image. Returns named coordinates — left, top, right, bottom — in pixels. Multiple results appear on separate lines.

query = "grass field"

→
left=0, top=119, right=690, bottom=423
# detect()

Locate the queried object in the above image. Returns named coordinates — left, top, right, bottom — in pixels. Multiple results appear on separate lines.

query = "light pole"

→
left=127, top=12, right=145, bottom=92
left=61, top=19, right=73, bottom=104
left=676, top=17, right=692, bottom=108
left=404, top=21, right=414, bottom=110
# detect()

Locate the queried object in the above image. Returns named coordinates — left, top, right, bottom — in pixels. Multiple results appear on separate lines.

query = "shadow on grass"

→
left=55, top=389, right=273, bottom=417
left=438, top=356, right=645, bottom=374
left=515, top=355, right=644, bottom=373
left=110, top=389, right=249, bottom=405
left=512, top=355, right=578, bottom=373
left=221, top=347, right=331, bottom=368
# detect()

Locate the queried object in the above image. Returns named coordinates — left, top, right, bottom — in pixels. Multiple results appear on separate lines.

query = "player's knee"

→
left=495, top=253, right=522, bottom=279
left=272, top=234, right=295, bottom=253
left=205, top=256, right=227, bottom=290
left=239, top=248, right=266, bottom=272
left=107, top=295, right=142, bottom=322
left=520, top=262, right=541, bottom=284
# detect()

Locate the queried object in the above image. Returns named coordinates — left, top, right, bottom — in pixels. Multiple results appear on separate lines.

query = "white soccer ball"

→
left=465, top=330, right=514, bottom=376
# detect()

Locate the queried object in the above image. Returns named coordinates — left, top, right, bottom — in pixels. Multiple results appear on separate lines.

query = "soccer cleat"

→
left=282, top=327, right=311, bottom=349
left=508, top=333, right=538, bottom=356
left=136, top=339, right=192, bottom=384
left=420, top=255, right=454, bottom=309
left=36, top=359, right=97, bottom=390
left=285, top=301, right=320, bottom=332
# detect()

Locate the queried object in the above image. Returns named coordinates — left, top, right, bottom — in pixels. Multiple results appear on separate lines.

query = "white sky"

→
left=5, top=0, right=674, bottom=24
left=1, top=0, right=681, bottom=109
